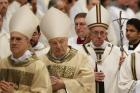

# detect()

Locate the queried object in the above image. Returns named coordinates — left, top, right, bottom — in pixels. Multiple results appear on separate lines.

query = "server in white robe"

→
left=0, top=14, right=11, bottom=59
left=123, top=18, right=140, bottom=55
left=37, top=0, right=49, bottom=13
left=118, top=51, right=140, bottom=93
left=0, top=0, right=9, bottom=33
left=83, top=4, right=122, bottom=93
left=108, top=0, right=136, bottom=46
left=30, top=26, right=49, bottom=56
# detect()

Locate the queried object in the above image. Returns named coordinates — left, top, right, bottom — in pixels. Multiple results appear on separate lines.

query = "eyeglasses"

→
left=90, top=31, right=106, bottom=36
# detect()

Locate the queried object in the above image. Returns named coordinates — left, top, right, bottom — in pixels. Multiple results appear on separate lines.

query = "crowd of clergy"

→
left=0, top=0, right=140, bottom=93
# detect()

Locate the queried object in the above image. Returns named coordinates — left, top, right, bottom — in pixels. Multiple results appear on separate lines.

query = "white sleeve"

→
left=118, top=55, right=136, bottom=93
left=135, top=80, right=140, bottom=93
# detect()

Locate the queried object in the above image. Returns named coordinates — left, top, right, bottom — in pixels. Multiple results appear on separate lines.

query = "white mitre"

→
left=9, top=5, right=39, bottom=39
left=40, top=7, right=72, bottom=40
left=86, top=4, right=110, bottom=30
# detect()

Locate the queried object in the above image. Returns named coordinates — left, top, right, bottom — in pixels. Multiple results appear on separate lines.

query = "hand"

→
left=95, top=71, right=105, bottom=82
left=50, top=76, right=65, bottom=92
left=0, top=81, right=14, bottom=93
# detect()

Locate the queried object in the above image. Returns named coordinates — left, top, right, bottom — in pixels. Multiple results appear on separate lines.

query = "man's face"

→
left=89, top=26, right=107, bottom=47
left=128, top=0, right=138, bottom=12
left=10, top=32, right=29, bottom=57
left=30, top=31, right=41, bottom=47
left=0, top=15, right=3, bottom=30
left=56, top=0, right=67, bottom=13
left=126, top=24, right=140, bottom=44
left=0, top=0, right=8, bottom=17
left=117, top=0, right=129, bottom=6
left=75, top=17, right=89, bottom=38
left=31, top=0, right=37, bottom=14
left=49, top=37, right=68, bottom=58
left=87, top=0, right=99, bottom=10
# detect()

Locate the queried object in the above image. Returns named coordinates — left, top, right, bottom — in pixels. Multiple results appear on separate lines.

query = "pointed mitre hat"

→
left=40, top=7, right=72, bottom=40
left=85, top=4, right=110, bottom=30
left=9, top=5, right=39, bottom=39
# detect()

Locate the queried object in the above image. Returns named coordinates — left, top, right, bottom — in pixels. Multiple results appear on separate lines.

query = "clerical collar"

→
left=11, top=50, right=32, bottom=63
left=128, top=41, right=140, bottom=50
left=77, top=37, right=86, bottom=44
left=33, top=42, right=45, bottom=51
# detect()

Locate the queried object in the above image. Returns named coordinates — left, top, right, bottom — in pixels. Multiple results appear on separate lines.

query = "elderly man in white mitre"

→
left=40, top=7, right=95, bottom=93
left=0, top=6, right=52, bottom=93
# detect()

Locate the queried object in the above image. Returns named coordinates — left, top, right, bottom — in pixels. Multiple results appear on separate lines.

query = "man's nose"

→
left=97, top=33, right=101, bottom=37
left=76, top=24, right=81, bottom=30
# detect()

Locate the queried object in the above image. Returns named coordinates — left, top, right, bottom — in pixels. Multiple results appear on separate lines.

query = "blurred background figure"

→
left=69, top=12, right=90, bottom=50
left=108, top=0, right=136, bottom=46
left=0, top=0, right=9, bottom=17
left=48, top=0, right=67, bottom=14
left=8, top=0, right=14, bottom=4
left=123, top=18, right=140, bottom=55
left=100, top=0, right=111, bottom=8
left=37, top=0, right=49, bottom=14
left=69, top=0, right=99, bottom=43
left=64, top=0, right=77, bottom=15
left=128, top=0, right=139, bottom=13
left=70, top=0, right=99, bottom=24
left=0, top=14, right=11, bottom=59
left=30, top=26, right=49, bottom=56
left=29, top=0, right=46, bottom=19
left=135, top=0, right=140, bottom=19
left=0, top=0, right=9, bottom=33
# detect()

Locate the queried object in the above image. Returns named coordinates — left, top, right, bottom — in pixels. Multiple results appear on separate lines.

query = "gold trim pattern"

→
left=47, top=65, right=76, bottom=78
left=88, top=23, right=108, bottom=29
left=94, top=48, right=105, bottom=64
left=89, top=4, right=109, bottom=29
left=96, top=4, right=101, bottom=23
left=47, top=47, right=77, bottom=63
left=0, top=69, right=34, bottom=88
left=131, top=53, right=137, bottom=80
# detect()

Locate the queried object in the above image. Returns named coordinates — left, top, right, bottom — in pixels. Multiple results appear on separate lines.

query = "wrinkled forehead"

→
left=10, top=32, right=27, bottom=39
left=49, top=37, right=68, bottom=42
left=90, top=26, right=107, bottom=32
